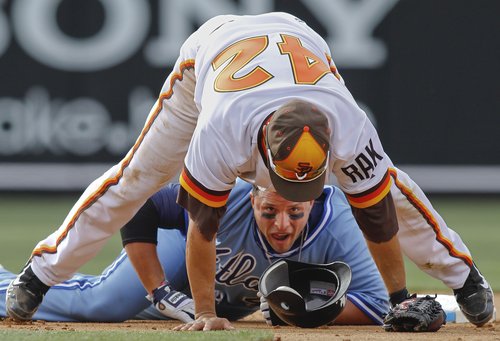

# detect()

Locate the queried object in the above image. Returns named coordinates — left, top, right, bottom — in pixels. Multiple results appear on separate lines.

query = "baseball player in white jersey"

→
left=1, top=181, right=389, bottom=324
left=6, top=12, right=493, bottom=330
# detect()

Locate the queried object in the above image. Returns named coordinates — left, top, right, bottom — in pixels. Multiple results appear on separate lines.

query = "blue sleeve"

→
left=324, top=191, right=390, bottom=324
left=151, top=183, right=188, bottom=236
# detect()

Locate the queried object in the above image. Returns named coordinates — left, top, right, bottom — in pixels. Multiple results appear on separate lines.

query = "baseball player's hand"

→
left=258, top=291, right=287, bottom=326
left=258, top=291, right=273, bottom=326
left=172, top=312, right=234, bottom=331
left=147, top=282, right=195, bottom=323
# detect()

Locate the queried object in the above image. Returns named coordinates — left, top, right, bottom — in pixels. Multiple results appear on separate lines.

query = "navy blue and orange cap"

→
left=265, top=99, right=331, bottom=202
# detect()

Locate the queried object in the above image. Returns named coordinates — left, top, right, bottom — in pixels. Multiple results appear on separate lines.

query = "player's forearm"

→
left=186, top=219, right=217, bottom=317
left=124, top=242, right=165, bottom=294
left=349, top=191, right=405, bottom=294
left=366, top=236, right=406, bottom=294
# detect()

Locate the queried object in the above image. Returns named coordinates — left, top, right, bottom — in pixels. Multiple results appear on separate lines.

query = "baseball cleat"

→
left=454, top=264, right=495, bottom=327
left=5, top=264, right=50, bottom=321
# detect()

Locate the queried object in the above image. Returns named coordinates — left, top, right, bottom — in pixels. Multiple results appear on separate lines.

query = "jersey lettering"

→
left=364, top=139, right=383, bottom=167
left=341, top=164, right=364, bottom=183
left=212, top=34, right=332, bottom=92
left=341, top=139, right=384, bottom=183
left=215, top=250, right=259, bottom=291
left=277, top=34, right=330, bottom=84
left=212, top=36, right=273, bottom=92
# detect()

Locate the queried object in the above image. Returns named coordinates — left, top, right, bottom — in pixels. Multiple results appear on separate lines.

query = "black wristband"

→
left=389, top=287, right=409, bottom=306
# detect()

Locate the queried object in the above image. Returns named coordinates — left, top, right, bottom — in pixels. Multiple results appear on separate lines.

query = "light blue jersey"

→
left=1, top=181, right=388, bottom=323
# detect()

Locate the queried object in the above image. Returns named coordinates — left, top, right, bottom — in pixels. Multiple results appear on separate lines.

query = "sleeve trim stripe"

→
left=179, top=169, right=229, bottom=208
left=346, top=171, right=392, bottom=208
left=388, top=168, right=473, bottom=267
left=347, top=292, right=385, bottom=325
left=30, top=60, right=196, bottom=258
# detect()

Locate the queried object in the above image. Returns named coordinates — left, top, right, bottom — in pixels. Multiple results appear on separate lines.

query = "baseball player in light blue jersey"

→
left=0, top=181, right=388, bottom=324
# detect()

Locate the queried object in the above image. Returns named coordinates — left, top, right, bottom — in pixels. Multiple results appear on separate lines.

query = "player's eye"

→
left=261, top=206, right=276, bottom=219
left=289, top=212, right=305, bottom=220
left=261, top=212, right=276, bottom=219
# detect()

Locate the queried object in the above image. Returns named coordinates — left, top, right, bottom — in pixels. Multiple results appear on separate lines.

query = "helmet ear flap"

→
left=259, top=259, right=352, bottom=328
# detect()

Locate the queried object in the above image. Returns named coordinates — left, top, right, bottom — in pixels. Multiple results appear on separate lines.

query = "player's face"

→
left=250, top=189, right=314, bottom=253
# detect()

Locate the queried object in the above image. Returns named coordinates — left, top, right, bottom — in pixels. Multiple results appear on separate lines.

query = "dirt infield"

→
left=1, top=294, right=499, bottom=340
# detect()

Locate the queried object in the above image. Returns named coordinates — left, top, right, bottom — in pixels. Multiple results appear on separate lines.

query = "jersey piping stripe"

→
left=345, top=170, right=392, bottom=208
left=347, top=292, right=385, bottom=325
left=179, top=168, right=230, bottom=208
left=325, top=54, right=341, bottom=81
left=30, top=59, right=196, bottom=258
left=388, top=168, right=473, bottom=267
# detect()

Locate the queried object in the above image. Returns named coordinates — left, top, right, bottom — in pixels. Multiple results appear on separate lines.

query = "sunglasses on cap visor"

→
left=267, top=148, right=330, bottom=183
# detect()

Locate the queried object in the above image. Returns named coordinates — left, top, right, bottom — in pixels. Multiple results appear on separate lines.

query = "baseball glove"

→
left=383, top=295, right=446, bottom=332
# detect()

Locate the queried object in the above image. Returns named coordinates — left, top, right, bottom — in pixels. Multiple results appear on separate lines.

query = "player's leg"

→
left=389, top=167, right=494, bottom=326
left=0, top=267, right=16, bottom=317
left=5, top=50, right=199, bottom=320
left=1, top=253, right=145, bottom=321
left=1, top=230, right=188, bottom=321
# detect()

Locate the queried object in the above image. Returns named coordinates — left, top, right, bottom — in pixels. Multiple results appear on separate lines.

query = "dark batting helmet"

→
left=258, top=259, right=351, bottom=328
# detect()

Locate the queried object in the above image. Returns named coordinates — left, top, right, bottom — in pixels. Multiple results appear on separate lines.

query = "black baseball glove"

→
left=383, top=295, right=446, bottom=332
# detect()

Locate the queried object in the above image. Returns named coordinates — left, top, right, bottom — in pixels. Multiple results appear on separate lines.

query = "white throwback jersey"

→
left=177, top=12, right=391, bottom=208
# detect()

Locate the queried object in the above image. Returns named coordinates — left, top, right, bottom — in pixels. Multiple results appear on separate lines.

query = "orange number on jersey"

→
left=212, top=36, right=273, bottom=92
left=277, top=34, right=330, bottom=84
left=212, top=34, right=332, bottom=92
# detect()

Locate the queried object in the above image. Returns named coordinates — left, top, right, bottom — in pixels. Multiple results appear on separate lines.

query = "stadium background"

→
left=0, top=0, right=499, bottom=292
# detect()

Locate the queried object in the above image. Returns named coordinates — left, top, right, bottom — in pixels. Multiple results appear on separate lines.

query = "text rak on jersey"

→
left=341, top=139, right=384, bottom=183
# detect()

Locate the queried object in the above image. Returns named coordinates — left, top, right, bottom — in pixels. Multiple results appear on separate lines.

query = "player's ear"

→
left=250, top=192, right=255, bottom=207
